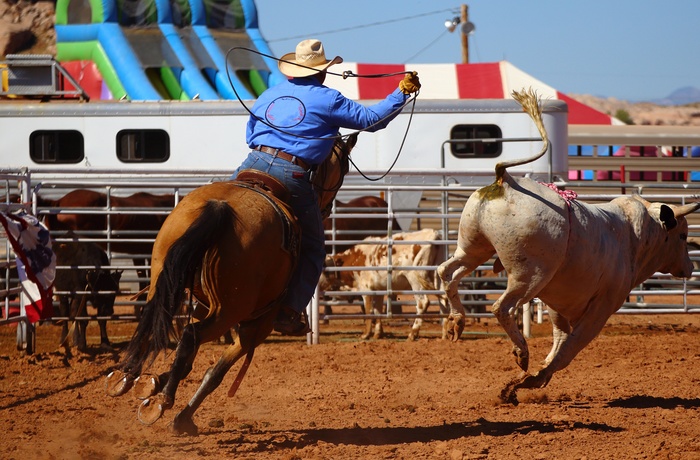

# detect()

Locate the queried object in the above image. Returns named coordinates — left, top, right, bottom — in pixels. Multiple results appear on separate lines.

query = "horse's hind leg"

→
left=170, top=313, right=276, bottom=436
left=137, top=322, right=202, bottom=426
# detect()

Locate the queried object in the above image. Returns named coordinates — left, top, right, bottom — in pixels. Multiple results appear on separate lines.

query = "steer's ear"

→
left=659, top=204, right=677, bottom=231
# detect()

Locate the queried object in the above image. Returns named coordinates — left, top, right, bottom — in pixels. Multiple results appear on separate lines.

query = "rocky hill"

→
left=570, top=94, right=700, bottom=127
left=2, top=0, right=700, bottom=127
left=0, top=0, right=55, bottom=57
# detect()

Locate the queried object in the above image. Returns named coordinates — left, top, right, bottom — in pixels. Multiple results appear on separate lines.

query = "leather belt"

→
left=255, top=145, right=311, bottom=170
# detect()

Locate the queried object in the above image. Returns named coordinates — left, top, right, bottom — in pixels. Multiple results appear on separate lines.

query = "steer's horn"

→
left=674, top=201, right=700, bottom=218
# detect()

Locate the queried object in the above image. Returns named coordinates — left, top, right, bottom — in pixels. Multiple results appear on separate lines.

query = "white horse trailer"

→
left=0, top=98, right=567, bottom=175
left=0, top=97, right=568, bottom=229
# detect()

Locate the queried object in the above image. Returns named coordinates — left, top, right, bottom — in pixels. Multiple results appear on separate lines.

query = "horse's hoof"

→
left=99, top=342, right=113, bottom=351
left=105, top=370, right=134, bottom=397
left=169, top=413, right=199, bottom=436
left=138, top=397, right=166, bottom=426
left=499, top=377, right=523, bottom=406
left=133, top=374, right=160, bottom=400
left=499, top=386, right=520, bottom=406
left=512, top=347, right=529, bottom=372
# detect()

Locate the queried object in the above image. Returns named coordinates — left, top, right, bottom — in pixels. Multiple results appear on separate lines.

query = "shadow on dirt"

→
left=0, top=345, right=123, bottom=411
left=211, top=417, right=623, bottom=451
left=607, top=395, right=700, bottom=409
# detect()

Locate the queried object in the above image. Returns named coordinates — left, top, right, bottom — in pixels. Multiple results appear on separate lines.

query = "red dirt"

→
left=2, top=308, right=700, bottom=460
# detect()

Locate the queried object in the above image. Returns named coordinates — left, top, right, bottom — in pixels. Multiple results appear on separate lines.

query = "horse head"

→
left=314, top=133, right=358, bottom=219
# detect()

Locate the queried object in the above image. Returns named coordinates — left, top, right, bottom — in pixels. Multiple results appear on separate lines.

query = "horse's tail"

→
left=120, top=199, right=234, bottom=375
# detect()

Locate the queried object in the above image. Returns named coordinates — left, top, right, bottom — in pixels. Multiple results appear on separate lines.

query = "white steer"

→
left=438, top=88, right=700, bottom=404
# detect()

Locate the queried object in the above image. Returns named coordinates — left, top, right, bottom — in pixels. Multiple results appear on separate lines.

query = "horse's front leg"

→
left=170, top=311, right=276, bottom=436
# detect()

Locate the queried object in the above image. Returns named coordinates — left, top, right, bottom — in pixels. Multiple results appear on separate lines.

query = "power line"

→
left=402, top=29, right=450, bottom=63
left=268, top=8, right=456, bottom=43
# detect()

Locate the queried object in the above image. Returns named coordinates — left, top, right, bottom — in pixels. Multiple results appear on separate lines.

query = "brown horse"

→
left=37, top=190, right=176, bottom=305
left=37, top=190, right=176, bottom=255
left=105, top=135, right=356, bottom=435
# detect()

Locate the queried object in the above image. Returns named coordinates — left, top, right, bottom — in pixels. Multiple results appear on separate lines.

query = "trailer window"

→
left=450, top=125, right=502, bottom=158
left=117, top=130, right=170, bottom=163
left=29, top=130, right=84, bottom=163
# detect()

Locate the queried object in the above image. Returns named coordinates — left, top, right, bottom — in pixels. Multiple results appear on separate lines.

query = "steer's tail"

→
left=494, top=88, right=550, bottom=182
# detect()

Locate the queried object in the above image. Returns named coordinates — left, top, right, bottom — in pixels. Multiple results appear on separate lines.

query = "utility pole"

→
left=461, top=4, right=469, bottom=64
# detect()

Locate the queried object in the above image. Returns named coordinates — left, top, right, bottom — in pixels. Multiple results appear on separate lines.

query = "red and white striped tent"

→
left=326, top=61, right=621, bottom=125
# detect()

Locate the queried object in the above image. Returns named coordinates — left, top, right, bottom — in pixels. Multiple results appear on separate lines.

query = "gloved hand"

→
left=399, top=71, right=421, bottom=95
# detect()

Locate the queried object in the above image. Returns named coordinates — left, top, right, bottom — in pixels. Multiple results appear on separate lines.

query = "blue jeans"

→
left=230, top=151, right=325, bottom=314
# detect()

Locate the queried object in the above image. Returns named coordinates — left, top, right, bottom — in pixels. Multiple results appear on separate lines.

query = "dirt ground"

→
left=1, top=302, right=700, bottom=460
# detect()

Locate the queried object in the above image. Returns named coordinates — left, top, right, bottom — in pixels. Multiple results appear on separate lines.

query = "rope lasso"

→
left=224, top=46, right=419, bottom=181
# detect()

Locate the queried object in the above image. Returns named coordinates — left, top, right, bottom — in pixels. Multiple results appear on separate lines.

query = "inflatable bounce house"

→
left=54, top=0, right=285, bottom=100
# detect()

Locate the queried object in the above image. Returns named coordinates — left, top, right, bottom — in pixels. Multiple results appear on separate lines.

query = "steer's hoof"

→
left=138, top=395, right=170, bottom=426
left=445, top=315, right=465, bottom=342
left=133, top=374, right=160, bottom=400
left=105, top=370, right=133, bottom=397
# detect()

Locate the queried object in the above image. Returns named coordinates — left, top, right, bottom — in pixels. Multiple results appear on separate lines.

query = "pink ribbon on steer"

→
left=538, top=182, right=578, bottom=202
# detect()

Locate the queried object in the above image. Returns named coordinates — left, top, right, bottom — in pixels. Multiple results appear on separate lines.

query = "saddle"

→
left=232, top=169, right=299, bottom=258
left=235, top=169, right=292, bottom=204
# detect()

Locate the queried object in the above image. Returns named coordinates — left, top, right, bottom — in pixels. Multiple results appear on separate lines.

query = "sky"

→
left=253, top=0, right=700, bottom=102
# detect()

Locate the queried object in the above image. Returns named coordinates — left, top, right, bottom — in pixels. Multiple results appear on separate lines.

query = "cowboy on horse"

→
left=231, top=38, right=421, bottom=335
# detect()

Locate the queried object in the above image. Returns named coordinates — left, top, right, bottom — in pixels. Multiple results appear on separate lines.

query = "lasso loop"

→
left=224, top=46, right=418, bottom=181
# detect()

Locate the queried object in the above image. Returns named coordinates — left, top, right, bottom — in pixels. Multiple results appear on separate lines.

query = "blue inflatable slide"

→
left=54, top=0, right=285, bottom=100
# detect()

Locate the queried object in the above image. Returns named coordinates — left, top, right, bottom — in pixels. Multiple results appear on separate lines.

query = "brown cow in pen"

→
left=320, top=228, right=447, bottom=340
left=324, top=195, right=401, bottom=254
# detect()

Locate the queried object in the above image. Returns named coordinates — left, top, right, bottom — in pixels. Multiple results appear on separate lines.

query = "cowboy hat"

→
left=278, top=39, right=343, bottom=78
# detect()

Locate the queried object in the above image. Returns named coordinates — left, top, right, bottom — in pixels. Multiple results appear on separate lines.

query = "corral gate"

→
left=2, top=174, right=700, bottom=351
left=2, top=124, right=700, bottom=350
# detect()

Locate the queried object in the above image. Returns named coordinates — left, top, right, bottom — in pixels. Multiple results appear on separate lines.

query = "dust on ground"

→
left=1, top=305, right=700, bottom=460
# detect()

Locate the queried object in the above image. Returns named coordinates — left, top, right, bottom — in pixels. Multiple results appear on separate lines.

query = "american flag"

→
left=0, top=211, right=55, bottom=323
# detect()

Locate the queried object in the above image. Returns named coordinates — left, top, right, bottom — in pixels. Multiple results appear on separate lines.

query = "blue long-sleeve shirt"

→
left=246, top=76, right=408, bottom=166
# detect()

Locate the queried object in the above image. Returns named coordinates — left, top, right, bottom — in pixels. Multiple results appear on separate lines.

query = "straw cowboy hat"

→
left=278, top=39, right=343, bottom=77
